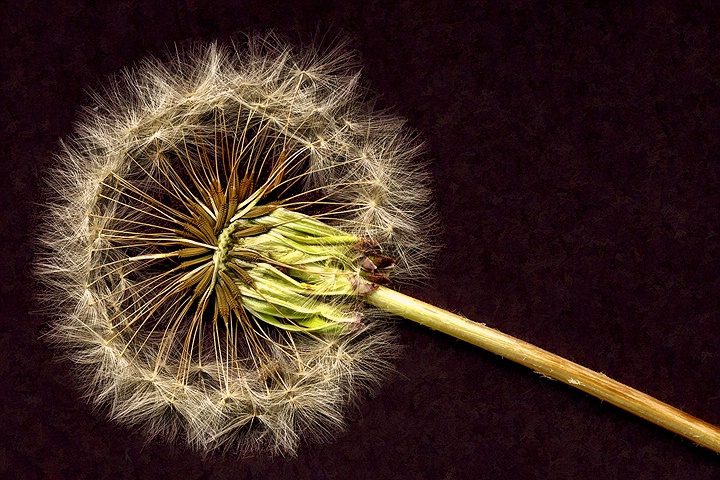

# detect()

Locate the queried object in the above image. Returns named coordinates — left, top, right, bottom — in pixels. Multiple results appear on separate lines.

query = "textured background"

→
left=3, top=1, right=720, bottom=479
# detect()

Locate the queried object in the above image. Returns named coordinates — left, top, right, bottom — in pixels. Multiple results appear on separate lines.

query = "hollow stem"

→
left=364, top=285, right=720, bottom=454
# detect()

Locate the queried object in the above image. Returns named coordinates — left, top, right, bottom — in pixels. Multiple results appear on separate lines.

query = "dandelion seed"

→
left=37, top=35, right=720, bottom=456
left=38, top=36, right=423, bottom=455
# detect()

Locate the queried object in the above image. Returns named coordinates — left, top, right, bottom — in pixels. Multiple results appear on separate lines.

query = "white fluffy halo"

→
left=37, top=36, right=437, bottom=455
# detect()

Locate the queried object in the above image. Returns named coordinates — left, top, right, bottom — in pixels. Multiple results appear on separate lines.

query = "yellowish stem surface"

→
left=365, top=285, right=720, bottom=453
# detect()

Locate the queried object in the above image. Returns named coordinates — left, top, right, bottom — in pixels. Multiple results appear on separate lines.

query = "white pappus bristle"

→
left=36, top=35, right=438, bottom=455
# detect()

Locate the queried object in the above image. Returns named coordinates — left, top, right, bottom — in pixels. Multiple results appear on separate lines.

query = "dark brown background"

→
left=3, top=1, right=720, bottom=478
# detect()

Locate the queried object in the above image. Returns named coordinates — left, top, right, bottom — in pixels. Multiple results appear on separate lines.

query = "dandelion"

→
left=37, top=36, right=720, bottom=455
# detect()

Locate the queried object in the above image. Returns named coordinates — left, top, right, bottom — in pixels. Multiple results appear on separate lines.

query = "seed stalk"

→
left=364, top=285, right=720, bottom=454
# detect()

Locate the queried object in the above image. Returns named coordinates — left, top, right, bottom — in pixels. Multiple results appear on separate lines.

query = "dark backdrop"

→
left=3, top=1, right=720, bottom=479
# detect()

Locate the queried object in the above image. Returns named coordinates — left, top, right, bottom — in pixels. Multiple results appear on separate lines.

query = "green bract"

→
left=222, top=207, right=364, bottom=333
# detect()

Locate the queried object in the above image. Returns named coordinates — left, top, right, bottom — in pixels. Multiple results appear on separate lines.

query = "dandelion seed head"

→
left=37, top=35, right=437, bottom=455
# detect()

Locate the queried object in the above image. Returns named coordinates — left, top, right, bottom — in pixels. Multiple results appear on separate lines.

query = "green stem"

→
left=364, top=285, right=720, bottom=454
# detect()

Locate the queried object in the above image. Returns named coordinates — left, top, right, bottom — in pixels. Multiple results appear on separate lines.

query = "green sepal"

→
left=249, top=310, right=348, bottom=334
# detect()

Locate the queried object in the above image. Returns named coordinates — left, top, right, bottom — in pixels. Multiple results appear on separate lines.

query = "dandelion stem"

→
left=365, top=285, right=720, bottom=454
